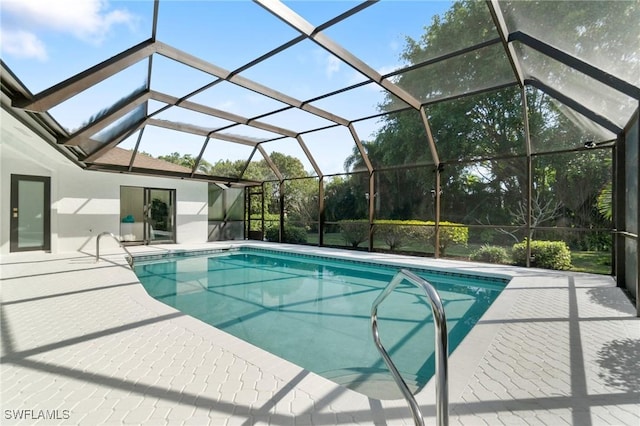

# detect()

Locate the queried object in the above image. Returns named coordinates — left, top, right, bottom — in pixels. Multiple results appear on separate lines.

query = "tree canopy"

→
left=337, top=0, right=613, bottom=248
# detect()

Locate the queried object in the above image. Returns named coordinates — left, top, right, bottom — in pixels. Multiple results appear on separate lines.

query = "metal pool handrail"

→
left=96, top=232, right=132, bottom=265
left=370, top=269, right=448, bottom=426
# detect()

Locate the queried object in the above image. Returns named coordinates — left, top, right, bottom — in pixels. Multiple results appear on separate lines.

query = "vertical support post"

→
left=526, top=156, right=533, bottom=267
left=434, top=165, right=442, bottom=258
left=636, top=112, right=640, bottom=317
left=243, top=187, right=251, bottom=240
left=279, top=181, right=285, bottom=243
left=222, top=184, right=228, bottom=236
left=368, top=171, right=375, bottom=252
left=260, top=185, right=265, bottom=240
left=637, top=121, right=640, bottom=317
left=522, top=86, right=533, bottom=267
left=318, top=177, right=325, bottom=247
left=613, top=133, right=624, bottom=280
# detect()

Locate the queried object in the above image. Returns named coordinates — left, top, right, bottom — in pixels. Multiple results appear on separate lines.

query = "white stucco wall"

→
left=0, top=108, right=209, bottom=255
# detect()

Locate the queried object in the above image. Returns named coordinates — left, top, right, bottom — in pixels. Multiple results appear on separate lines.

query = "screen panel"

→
left=441, top=157, right=527, bottom=227
left=238, top=38, right=364, bottom=101
left=516, top=44, right=637, bottom=129
left=157, top=1, right=299, bottom=71
left=49, top=60, right=147, bottom=133
left=323, top=1, right=474, bottom=74
left=150, top=54, right=217, bottom=99
left=323, top=172, right=370, bottom=249
left=426, top=86, right=525, bottom=162
left=190, top=80, right=290, bottom=119
left=301, top=126, right=360, bottom=175
left=502, top=0, right=640, bottom=87
left=357, top=109, right=434, bottom=168
left=389, top=43, right=516, bottom=105
left=261, top=137, right=317, bottom=178
left=1, top=1, right=154, bottom=93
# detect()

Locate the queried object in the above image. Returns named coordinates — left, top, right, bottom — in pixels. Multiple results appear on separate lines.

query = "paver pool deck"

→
left=1, top=242, right=638, bottom=425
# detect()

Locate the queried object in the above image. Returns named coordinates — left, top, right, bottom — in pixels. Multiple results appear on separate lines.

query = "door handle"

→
left=12, top=208, right=18, bottom=218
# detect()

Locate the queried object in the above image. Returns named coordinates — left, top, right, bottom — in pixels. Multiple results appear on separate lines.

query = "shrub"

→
left=470, top=245, right=511, bottom=264
left=338, top=220, right=369, bottom=248
left=264, top=226, right=279, bottom=242
left=412, top=223, right=435, bottom=242
left=370, top=220, right=467, bottom=254
left=512, top=240, right=572, bottom=270
left=285, top=226, right=308, bottom=244
left=337, top=219, right=468, bottom=254
left=375, top=221, right=409, bottom=250
left=437, top=222, right=468, bottom=256
left=265, top=225, right=308, bottom=244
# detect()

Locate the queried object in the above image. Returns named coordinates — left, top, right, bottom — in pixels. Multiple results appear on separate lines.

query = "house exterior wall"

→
left=0, top=108, right=209, bottom=255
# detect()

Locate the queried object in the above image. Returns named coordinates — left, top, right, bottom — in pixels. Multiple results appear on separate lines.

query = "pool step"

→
left=323, top=368, right=424, bottom=400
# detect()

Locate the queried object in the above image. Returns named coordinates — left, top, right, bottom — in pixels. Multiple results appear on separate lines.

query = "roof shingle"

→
left=93, top=148, right=193, bottom=173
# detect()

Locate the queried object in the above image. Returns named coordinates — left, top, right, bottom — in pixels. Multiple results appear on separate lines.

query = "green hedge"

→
left=374, top=220, right=429, bottom=251
left=512, top=240, right=572, bottom=270
left=337, top=220, right=468, bottom=254
left=338, top=220, right=369, bottom=247
left=470, top=245, right=511, bottom=264
left=265, top=225, right=308, bottom=244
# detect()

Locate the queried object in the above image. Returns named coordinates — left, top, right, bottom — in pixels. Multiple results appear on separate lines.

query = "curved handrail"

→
left=371, top=269, right=448, bottom=426
left=96, top=232, right=132, bottom=265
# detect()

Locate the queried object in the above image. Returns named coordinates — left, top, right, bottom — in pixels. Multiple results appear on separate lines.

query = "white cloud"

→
left=325, top=55, right=341, bottom=78
left=215, top=100, right=235, bottom=111
left=310, top=48, right=342, bottom=79
left=1, top=0, right=136, bottom=45
left=377, top=64, right=403, bottom=78
left=347, top=70, right=367, bottom=86
left=0, top=29, right=47, bottom=61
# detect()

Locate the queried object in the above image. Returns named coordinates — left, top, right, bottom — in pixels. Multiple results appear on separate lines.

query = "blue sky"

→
left=1, top=0, right=453, bottom=175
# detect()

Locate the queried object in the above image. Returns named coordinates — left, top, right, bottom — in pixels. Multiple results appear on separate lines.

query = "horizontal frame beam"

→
left=156, top=42, right=350, bottom=126
left=526, top=79, right=622, bottom=135
left=63, top=90, right=151, bottom=146
left=150, top=91, right=298, bottom=137
left=511, top=31, right=640, bottom=100
left=14, top=39, right=156, bottom=112
left=83, top=118, right=147, bottom=162
left=85, top=164, right=262, bottom=185
left=147, top=118, right=259, bottom=146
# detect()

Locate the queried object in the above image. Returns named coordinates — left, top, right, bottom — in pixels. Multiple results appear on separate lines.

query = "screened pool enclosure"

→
left=1, top=1, right=638, bottom=309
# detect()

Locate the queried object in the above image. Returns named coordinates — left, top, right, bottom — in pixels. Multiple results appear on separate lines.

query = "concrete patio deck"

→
left=1, top=242, right=638, bottom=425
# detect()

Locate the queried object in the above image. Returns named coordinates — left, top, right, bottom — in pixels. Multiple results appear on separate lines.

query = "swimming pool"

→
left=133, top=247, right=508, bottom=399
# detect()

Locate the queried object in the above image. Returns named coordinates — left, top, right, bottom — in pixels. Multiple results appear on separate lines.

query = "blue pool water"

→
left=133, top=248, right=508, bottom=399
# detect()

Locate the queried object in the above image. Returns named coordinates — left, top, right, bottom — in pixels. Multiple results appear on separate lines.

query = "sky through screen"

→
left=0, top=0, right=454, bottom=175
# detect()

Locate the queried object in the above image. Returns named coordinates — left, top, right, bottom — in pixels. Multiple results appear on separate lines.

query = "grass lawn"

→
left=570, top=251, right=612, bottom=275
left=306, top=232, right=612, bottom=275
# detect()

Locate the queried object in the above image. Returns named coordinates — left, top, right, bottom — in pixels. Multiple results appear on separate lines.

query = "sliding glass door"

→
left=120, top=186, right=175, bottom=244
left=146, top=188, right=174, bottom=243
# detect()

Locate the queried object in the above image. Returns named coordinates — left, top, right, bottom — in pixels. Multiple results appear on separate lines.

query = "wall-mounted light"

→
left=365, top=192, right=378, bottom=201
